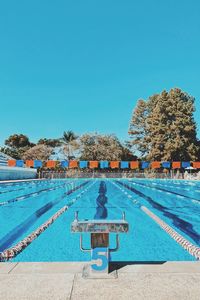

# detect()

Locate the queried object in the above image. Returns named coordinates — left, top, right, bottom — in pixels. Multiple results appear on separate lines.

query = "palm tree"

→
left=60, top=131, right=79, bottom=160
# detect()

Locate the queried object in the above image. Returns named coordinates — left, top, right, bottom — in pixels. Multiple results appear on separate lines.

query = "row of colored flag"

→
left=8, top=160, right=43, bottom=168
left=7, top=160, right=200, bottom=169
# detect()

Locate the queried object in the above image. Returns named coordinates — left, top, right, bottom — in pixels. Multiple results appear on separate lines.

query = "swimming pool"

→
left=0, top=178, right=199, bottom=262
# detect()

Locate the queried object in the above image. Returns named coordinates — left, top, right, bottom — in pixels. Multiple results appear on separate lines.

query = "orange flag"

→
left=69, top=160, right=78, bottom=168
left=46, top=160, right=56, bottom=168
left=151, top=161, right=161, bottom=169
left=110, top=161, right=119, bottom=169
left=26, top=160, right=34, bottom=168
left=172, top=162, right=181, bottom=169
left=8, top=160, right=16, bottom=167
left=192, top=162, right=200, bottom=169
left=130, top=161, right=139, bottom=169
left=89, top=161, right=98, bottom=168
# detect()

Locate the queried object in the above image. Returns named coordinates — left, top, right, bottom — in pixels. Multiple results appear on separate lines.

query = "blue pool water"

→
left=0, top=178, right=199, bottom=262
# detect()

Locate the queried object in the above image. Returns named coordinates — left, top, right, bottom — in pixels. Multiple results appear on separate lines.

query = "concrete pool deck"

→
left=0, top=262, right=199, bottom=299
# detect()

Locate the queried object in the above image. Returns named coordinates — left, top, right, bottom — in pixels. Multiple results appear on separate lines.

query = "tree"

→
left=22, top=144, right=53, bottom=161
left=60, top=131, right=79, bottom=160
left=80, top=133, right=135, bottom=161
left=5, top=134, right=33, bottom=148
left=3, top=134, right=35, bottom=159
left=129, top=88, right=199, bottom=161
left=121, top=146, right=138, bottom=161
left=0, top=146, right=21, bottom=159
left=128, top=99, right=149, bottom=156
left=38, top=138, right=61, bottom=147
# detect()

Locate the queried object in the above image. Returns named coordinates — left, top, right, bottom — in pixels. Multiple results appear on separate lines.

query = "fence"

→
left=38, top=170, right=185, bottom=179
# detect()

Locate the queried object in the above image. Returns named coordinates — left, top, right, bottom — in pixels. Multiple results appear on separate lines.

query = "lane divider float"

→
left=112, top=181, right=200, bottom=260
left=0, top=179, right=96, bottom=261
left=0, top=180, right=77, bottom=206
left=141, top=205, right=200, bottom=260
left=0, top=206, right=68, bottom=261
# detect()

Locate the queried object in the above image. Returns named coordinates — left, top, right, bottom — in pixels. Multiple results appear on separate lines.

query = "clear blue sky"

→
left=0, top=0, right=200, bottom=146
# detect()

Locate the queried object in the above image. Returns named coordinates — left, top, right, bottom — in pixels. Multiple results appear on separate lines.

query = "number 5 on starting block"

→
left=91, top=247, right=108, bottom=271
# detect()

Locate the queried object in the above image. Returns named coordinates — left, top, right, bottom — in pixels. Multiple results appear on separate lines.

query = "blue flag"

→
left=34, top=160, right=42, bottom=168
left=162, top=162, right=171, bottom=168
left=61, top=161, right=69, bottom=168
left=141, top=161, right=150, bottom=169
left=182, top=162, right=190, bottom=168
left=121, top=161, right=129, bottom=169
left=16, top=160, right=24, bottom=167
left=100, top=161, right=109, bottom=168
left=79, top=161, right=88, bottom=168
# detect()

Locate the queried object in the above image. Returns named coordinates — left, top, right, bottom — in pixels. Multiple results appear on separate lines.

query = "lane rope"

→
left=0, top=180, right=96, bottom=261
left=0, top=206, right=68, bottom=261
left=112, top=181, right=200, bottom=261
left=0, top=180, right=76, bottom=206
left=141, top=205, right=200, bottom=260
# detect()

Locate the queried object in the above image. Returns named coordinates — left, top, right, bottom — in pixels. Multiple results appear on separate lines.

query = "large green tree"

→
left=129, top=88, right=199, bottom=161
left=128, top=99, right=149, bottom=156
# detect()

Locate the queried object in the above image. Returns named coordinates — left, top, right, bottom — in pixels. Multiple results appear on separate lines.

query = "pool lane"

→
left=0, top=181, right=75, bottom=205
left=0, top=180, right=73, bottom=202
left=117, top=179, right=200, bottom=247
left=0, top=181, right=75, bottom=239
left=0, top=180, right=51, bottom=193
left=12, top=179, right=196, bottom=262
left=0, top=179, right=91, bottom=251
left=129, top=179, right=200, bottom=202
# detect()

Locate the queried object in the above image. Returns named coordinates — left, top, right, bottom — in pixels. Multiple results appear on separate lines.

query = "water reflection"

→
left=94, top=181, right=108, bottom=219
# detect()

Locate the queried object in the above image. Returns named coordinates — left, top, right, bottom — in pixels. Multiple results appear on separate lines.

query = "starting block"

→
left=71, top=211, right=129, bottom=278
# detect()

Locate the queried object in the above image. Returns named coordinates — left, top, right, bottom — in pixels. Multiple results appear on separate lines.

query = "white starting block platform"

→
left=71, top=212, right=129, bottom=279
left=71, top=219, right=129, bottom=233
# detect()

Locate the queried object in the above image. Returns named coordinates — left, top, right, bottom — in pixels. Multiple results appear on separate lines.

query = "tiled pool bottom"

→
left=0, top=178, right=200, bottom=262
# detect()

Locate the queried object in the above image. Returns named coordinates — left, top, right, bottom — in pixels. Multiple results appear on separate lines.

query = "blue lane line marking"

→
left=116, top=180, right=200, bottom=246
left=0, top=180, right=60, bottom=195
left=0, top=181, right=74, bottom=206
left=130, top=180, right=200, bottom=202
left=0, top=181, right=89, bottom=251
